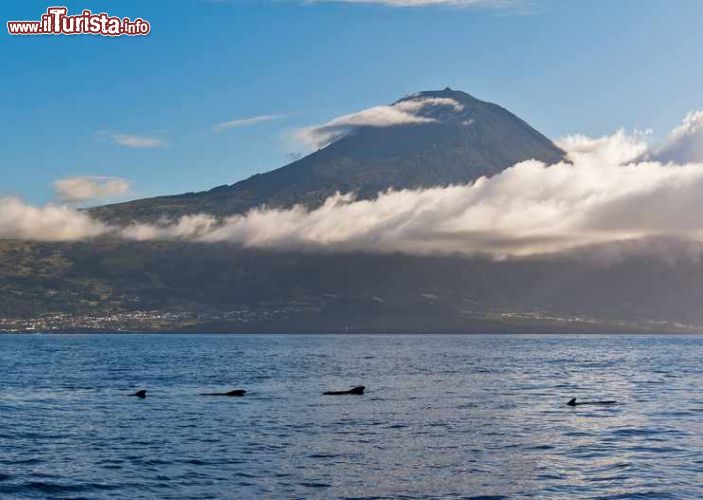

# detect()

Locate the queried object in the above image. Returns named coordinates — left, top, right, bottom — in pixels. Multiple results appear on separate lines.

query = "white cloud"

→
left=212, top=0, right=521, bottom=6
left=651, top=110, right=703, bottom=164
left=112, top=134, right=165, bottom=149
left=306, top=0, right=518, bottom=7
left=293, top=97, right=464, bottom=149
left=122, top=214, right=218, bottom=240
left=0, top=197, right=109, bottom=241
left=54, top=176, right=131, bottom=204
left=556, top=129, right=649, bottom=166
left=213, top=114, right=285, bottom=133
left=146, top=157, right=703, bottom=257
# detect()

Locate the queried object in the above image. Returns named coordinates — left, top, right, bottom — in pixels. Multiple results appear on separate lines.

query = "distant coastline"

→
left=2, top=309, right=702, bottom=335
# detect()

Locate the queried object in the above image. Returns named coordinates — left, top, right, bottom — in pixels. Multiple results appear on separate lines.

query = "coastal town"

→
left=0, top=306, right=317, bottom=333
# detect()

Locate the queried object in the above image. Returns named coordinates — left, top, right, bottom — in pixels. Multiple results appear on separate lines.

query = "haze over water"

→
left=0, top=334, right=701, bottom=499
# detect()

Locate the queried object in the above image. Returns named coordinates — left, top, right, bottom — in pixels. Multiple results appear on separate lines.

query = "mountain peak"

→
left=398, top=87, right=477, bottom=104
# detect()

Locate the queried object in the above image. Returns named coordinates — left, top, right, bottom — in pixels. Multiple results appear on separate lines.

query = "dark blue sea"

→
left=0, top=334, right=702, bottom=499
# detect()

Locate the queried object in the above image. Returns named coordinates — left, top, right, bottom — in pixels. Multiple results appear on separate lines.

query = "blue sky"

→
left=2, top=0, right=703, bottom=204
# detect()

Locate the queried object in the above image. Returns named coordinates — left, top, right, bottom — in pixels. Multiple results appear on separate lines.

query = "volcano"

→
left=91, top=88, right=565, bottom=223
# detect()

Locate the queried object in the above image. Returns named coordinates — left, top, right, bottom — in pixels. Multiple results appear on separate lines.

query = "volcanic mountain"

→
left=5, top=89, right=703, bottom=334
left=91, top=88, right=565, bottom=222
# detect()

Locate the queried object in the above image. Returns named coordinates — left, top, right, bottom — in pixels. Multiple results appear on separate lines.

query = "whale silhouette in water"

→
left=567, top=397, right=616, bottom=406
left=200, top=389, right=247, bottom=397
left=130, top=389, right=147, bottom=399
left=323, top=386, right=365, bottom=396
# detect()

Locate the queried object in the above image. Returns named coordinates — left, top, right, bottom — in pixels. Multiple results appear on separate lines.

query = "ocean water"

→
left=0, top=334, right=702, bottom=499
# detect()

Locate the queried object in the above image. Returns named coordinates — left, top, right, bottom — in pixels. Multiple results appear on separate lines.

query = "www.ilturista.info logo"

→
left=7, top=7, right=150, bottom=36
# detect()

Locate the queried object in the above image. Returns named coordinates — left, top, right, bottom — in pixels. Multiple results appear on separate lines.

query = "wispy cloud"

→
left=205, top=0, right=529, bottom=10
left=293, top=96, right=464, bottom=149
left=305, top=0, right=522, bottom=7
left=213, top=114, right=286, bottom=133
left=54, top=176, right=131, bottom=204
left=111, top=133, right=166, bottom=149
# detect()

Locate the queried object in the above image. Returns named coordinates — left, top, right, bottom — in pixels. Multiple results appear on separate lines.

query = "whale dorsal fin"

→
left=567, top=398, right=576, bottom=406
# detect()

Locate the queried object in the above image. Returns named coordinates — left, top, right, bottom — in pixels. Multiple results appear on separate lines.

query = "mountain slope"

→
left=3, top=240, right=703, bottom=333
left=92, top=88, right=565, bottom=223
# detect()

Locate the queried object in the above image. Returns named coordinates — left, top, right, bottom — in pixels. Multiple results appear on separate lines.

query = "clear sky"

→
left=3, top=0, right=703, bottom=204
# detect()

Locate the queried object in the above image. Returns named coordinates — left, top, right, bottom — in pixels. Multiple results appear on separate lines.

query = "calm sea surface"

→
left=0, top=334, right=702, bottom=499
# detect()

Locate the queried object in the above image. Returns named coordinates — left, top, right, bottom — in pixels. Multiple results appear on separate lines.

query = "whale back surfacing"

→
left=200, top=389, right=247, bottom=397
left=323, top=386, right=365, bottom=396
left=567, top=397, right=616, bottom=406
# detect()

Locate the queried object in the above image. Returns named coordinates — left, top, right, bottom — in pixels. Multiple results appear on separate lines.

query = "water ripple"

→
left=0, top=333, right=701, bottom=498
